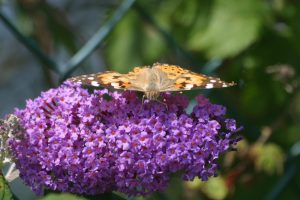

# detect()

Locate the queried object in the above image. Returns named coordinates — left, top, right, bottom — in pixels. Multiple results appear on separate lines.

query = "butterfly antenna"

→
left=162, top=98, right=168, bottom=111
left=154, top=98, right=168, bottom=111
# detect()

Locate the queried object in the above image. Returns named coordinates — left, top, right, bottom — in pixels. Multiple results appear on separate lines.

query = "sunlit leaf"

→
left=254, top=143, right=285, bottom=175
left=188, top=0, right=266, bottom=58
left=200, top=177, right=228, bottom=200
left=185, top=177, right=202, bottom=190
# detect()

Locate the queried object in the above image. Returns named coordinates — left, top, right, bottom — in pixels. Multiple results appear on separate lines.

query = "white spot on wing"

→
left=205, top=83, right=214, bottom=89
left=91, top=81, right=100, bottom=87
left=88, top=77, right=94, bottom=80
left=210, top=80, right=217, bottom=83
left=111, top=82, right=120, bottom=87
left=185, top=84, right=194, bottom=89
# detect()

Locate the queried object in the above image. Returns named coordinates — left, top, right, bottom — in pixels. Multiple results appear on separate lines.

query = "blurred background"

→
left=1, top=0, right=300, bottom=199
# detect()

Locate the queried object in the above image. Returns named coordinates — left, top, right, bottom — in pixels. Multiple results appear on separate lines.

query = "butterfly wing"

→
left=153, top=63, right=235, bottom=91
left=68, top=72, right=127, bottom=89
left=68, top=68, right=147, bottom=91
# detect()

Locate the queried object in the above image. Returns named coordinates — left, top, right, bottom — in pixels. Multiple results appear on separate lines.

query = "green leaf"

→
left=188, top=0, right=266, bottom=58
left=254, top=143, right=285, bottom=175
left=200, top=177, right=228, bottom=200
left=0, top=173, right=13, bottom=200
left=185, top=177, right=202, bottom=190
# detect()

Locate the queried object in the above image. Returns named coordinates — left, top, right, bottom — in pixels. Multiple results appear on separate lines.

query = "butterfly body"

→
left=69, top=63, right=235, bottom=100
left=126, top=67, right=160, bottom=99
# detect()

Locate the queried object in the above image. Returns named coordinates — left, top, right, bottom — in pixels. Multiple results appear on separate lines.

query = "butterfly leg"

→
left=141, top=94, right=145, bottom=104
left=162, top=98, right=169, bottom=111
left=138, top=94, right=146, bottom=112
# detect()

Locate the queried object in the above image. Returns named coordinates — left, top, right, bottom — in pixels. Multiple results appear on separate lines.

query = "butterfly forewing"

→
left=153, top=63, right=235, bottom=91
left=173, top=72, right=235, bottom=90
left=97, top=72, right=133, bottom=89
left=68, top=73, right=104, bottom=87
left=68, top=72, right=130, bottom=89
left=69, top=70, right=148, bottom=91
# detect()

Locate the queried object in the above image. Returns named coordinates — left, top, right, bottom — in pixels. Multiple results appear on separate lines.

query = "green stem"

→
left=60, top=0, right=136, bottom=81
left=0, top=12, right=60, bottom=74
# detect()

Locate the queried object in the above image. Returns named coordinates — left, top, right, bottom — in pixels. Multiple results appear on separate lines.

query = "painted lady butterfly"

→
left=69, top=63, right=235, bottom=100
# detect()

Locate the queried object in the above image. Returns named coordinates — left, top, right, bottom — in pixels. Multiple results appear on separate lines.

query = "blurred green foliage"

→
left=40, top=192, right=126, bottom=200
left=254, top=143, right=285, bottom=175
left=186, top=177, right=228, bottom=200
left=40, top=193, right=86, bottom=200
left=1, top=0, right=300, bottom=199
left=0, top=173, right=13, bottom=200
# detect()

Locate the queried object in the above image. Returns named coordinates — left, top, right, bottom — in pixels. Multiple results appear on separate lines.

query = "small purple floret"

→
left=9, top=81, right=241, bottom=196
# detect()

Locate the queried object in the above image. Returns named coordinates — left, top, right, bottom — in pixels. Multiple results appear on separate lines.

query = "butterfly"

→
left=69, top=63, right=236, bottom=100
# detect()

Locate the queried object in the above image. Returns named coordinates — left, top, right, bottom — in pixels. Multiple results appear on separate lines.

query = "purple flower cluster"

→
left=9, top=82, right=241, bottom=196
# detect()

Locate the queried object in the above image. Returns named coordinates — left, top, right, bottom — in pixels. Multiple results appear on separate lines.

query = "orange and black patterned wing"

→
left=68, top=71, right=133, bottom=90
left=68, top=67, right=148, bottom=91
left=153, top=63, right=235, bottom=91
